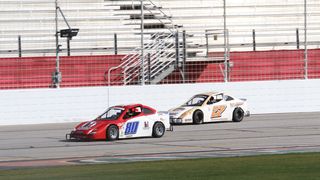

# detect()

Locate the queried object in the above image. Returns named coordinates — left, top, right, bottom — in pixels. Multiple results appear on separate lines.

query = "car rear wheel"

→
left=232, top=108, right=244, bottom=122
left=193, top=110, right=204, bottom=124
left=152, top=122, right=165, bottom=138
left=106, top=125, right=119, bottom=141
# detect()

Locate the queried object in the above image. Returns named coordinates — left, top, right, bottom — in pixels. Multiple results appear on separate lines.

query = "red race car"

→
left=66, top=104, right=171, bottom=141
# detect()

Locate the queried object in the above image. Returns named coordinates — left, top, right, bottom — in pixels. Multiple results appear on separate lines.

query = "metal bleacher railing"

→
left=107, top=0, right=184, bottom=86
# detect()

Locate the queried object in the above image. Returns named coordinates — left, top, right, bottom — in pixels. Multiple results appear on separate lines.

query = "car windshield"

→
left=183, top=95, right=209, bottom=106
left=97, top=107, right=124, bottom=120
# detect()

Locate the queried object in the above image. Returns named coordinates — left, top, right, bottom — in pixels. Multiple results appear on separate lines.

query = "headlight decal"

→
left=179, top=108, right=196, bottom=119
left=78, top=121, right=97, bottom=130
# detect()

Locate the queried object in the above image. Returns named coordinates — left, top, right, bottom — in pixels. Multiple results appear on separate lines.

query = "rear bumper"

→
left=245, top=110, right=250, bottom=117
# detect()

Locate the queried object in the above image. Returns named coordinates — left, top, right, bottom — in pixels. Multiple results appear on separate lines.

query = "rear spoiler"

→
left=157, top=111, right=173, bottom=131
left=158, top=111, right=169, bottom=115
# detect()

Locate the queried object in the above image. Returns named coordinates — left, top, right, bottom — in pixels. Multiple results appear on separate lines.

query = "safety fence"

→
left=1, top=48, right=319, bottom=89
left=0, top=55, right=122, bottom=89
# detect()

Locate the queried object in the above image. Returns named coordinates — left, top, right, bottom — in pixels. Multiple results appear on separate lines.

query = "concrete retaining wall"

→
left=1, top=79, right=319, bottom=125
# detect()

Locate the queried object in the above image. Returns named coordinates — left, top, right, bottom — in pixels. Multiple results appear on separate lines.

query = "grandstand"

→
left=0, top=0, right=320, bottom=88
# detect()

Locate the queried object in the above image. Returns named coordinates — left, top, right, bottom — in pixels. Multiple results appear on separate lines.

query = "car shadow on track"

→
left=59, top=139, right=94, bottom=142
left=59, top=136, right=160, bottom=143
left=171, top=121, right=234, bottom=126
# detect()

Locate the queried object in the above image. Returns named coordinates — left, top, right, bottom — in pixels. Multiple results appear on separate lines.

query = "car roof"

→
left=113, top=104, right=141, bottom=108
left=195, top=92, right=223, bottom=96
left=113, top=104, right=156, bottom=113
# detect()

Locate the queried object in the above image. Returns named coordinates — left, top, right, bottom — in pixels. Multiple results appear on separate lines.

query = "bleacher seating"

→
left=1, top=0, right=320, bottom=57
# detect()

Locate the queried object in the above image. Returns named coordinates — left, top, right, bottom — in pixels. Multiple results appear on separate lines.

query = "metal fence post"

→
left=182, top=30, right=186, bottom=83
left=252, top=29, right=256, bottom=51
left=114, top=33, right=118, bottom=55
left=296, top=28, right=300, bottom=49
left=18, top=35, right=22, bottom=57
left=205, top=30, right=209, bottom=57
left=175, top=30, right=179, bottom=68
left=148, top=53, right=151, bottom=84
left=226, top=29, right=231, bottom=81
left=67, top=38, right=70, bottom=56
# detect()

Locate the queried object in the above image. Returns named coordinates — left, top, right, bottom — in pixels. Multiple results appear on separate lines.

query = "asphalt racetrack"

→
left=1, top=112, right=320, bottom=169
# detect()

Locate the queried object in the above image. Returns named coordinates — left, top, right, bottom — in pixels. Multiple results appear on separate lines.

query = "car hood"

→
left=76, top=120, right=109, bottom=131
left=169, top=106, right=195, bottom=117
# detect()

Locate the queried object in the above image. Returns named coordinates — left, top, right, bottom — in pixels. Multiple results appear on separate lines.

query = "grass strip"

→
left=1, top=152, right=320, bottom=180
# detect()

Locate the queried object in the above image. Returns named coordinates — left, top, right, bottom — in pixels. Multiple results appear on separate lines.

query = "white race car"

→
left=169, top=92, right=250, bottom=124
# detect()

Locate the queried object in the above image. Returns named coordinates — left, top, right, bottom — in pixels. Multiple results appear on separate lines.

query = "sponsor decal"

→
left=118, top=123, right=125, bottom=136
left=231, top=102, right=244, bottom=107
left=185, top=119, right=192, bottom=122
left=125, top=121, right=139, bottom=135
left=211, top=105, right=227, bottom=118
left=143, top=121, right=150, bottom=130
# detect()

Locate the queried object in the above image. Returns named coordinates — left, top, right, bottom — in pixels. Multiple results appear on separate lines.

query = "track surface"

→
left=1, top=112, right=320, bottom=169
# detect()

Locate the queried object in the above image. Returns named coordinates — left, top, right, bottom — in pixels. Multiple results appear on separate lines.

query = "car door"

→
left=209, top=93, right=231, bottom=121
left=119, top=106, right=152, bottom=139
left=223, top=94, right=239, bottom=120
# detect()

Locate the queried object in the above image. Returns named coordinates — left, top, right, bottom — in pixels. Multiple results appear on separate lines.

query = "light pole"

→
left=53, top=0, right=61, bottom=88
left=140, top=0, right=145, bottom=85
left=304, top=0, right=308, bottom=79
left=223, top=0, right=228, bottom=82
left=52, top=0, right=79, bottom=88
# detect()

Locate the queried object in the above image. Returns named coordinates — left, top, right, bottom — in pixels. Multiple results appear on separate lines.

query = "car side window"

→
left=207, top=96, right=216, bottom=105
left=142, top=107, right=154, bottom=115
left=225, top=95, right=234, bottom=101
left=123, top=106, right=142, bottom=119
left=215, top=94, right=224, bottom=102
left=123, top=110, right=132, bottom=119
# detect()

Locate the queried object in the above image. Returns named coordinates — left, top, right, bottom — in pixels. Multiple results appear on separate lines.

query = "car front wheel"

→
left=152, top=122, right=165, bottom=138
left=106, top=125, right=119, bottom=141
left=193, top=110, right=204, bottom=124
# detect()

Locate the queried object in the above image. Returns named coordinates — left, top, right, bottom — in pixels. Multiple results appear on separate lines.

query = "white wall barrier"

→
left=1, top=79, right=320, bottom=125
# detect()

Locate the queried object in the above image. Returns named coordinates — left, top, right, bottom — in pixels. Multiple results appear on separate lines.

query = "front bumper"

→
left=170, top=117, right=183, bottom=124
left=66, top=131, right=93, bottom=140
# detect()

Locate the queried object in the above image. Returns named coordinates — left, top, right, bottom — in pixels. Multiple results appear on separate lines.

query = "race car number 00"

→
left=125, top=121, right=139, bottom=135
left=211, top=105, right=227, bottom=118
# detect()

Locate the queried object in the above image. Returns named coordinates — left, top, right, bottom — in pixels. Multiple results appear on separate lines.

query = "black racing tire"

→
left=106, top=125, right=119, bottom=141
left=232, top=108, right=244, bottom=122
left=193, top=110, right=204, bottom=124
left=152, top=122, right=165, bottom=138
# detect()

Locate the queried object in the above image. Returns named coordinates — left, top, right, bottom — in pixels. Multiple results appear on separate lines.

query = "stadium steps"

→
left=108, top=0, right=186, bottom=85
